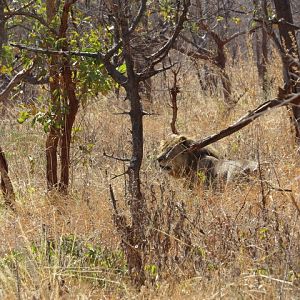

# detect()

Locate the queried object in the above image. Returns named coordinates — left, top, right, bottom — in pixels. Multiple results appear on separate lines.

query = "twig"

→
left=109, top=184, right=118, bottom=214
left=112, top=111, right=130, bottom=116
left=168, top=65, right=181, bottom=134
left=146, top=0, right=191, bottom=66
left=111, top=171, right=129, bottom=180
left=289, top=194, right=300, bottom=215
left=103, top=151, right=130, bottom=162
left=142, top=110, right=159, bottom=116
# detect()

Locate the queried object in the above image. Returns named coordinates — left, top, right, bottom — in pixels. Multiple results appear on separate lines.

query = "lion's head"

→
left=156, top=135, right=220, bottom=179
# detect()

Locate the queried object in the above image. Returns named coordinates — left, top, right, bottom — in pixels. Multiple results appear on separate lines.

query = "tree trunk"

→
left=119, top=2, right=147, bottom=285
left=273, top=0, right=300, bottom=141
left=261, top=0, right=269, bottom=96
left=125, top=82, right=147, bottom=286
left=46, top=128, right=59, bottom=189
left=216, top=43, right=233, bottom=105
left=0, top=0, right=7, bottom=56
left=0, top=0, right=8, bottom=114
left=253, top=0, right=269, bottom=98
left=46, top=0, right=79, bottom=192
left=45, top=0, right=60, bottom=190
left=0, top=147, right=15, bottom=210
left=59, top=57, right=79, bottom=193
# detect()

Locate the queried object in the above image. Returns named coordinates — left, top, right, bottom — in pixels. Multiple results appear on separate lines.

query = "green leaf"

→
left=231, top=17, right=241, bottom=24
left=117, top=63, right=127, bottom=74
left=17, top=111, right=30, bottom=124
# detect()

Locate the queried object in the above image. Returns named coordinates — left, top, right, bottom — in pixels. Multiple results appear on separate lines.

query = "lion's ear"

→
left=178, top=135, right=187, bottom=142
left=182, top=137, right=194, bottom=147
left=178, top=135, right=192, bottom=147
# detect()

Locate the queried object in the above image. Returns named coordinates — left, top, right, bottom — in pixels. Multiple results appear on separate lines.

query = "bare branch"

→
left=138, top=62, right=177, bottom=81
left=172, top=44, right=213, bottom=62
left=103, top=151, right=130, bottom=162
left=148, top=0, right=191, bottom=65
left=169, top=65, right=181, bottom=134
left=223, top=30, right=247, bottom=44
left=142, top=111, right=159, bottom=116
left=178, top=33, right=213, bottom=57
left=198, top=20, right=223, bottom=46
left=113, top=111, right=130, bottom=115
left=111, top=171, right=129, bottom=180
left=104, top=0, right=147, bottom=61
left=11, top=42, right=101, bottom=58
left=109, top=184, right=118, bottom=214
left=0, top=65, right=34, bottom=103
left=190, top=93, right=300, bottom=151
left=4, top=10, right=57, bottom=35
left=10, top=43, right=128, bottom=85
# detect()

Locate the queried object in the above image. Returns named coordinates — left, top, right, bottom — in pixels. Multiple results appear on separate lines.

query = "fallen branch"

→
left=190, top=92, right=300, bottom=150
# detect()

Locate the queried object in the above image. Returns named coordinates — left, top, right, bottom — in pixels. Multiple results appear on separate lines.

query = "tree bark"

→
left=46, top=129, right=59, bottom=189
left=0, top=147, right=15, bottom=210
left=119, top=1, right=147, bottom=285
left=58, top=0, right=79, bottom=193
left=0, top=0, right=7, bottom=56
left=125, top=82, right=147, bottom=286
left=45, top=0, right=60, bottom=190
left=59, top=58, right=79, bottom=193
left=253, top=0, right=269, bottom=97
left=46, top=0, right=79, bottom=192
left=273, top=0, right=300, bottom=141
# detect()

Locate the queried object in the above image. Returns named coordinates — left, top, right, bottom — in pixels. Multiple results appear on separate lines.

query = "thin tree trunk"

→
left=253, top=0, right=269, bottom=97
left=125, top=80, right=147, bottom=287
left=46, top=0, right=79, bottom=192
left=0, top=147, right=15, bottom=210
left=59, top=57, right=79, bottom=193
left=46, top=129, right=59, bottom=189
left=45, top=0, right=60, bottom=190
left=0, top=0, right=8, bottom=114
left=0, top=0, right=7, bottom=56
left=216, top=42, right=232, bottom=105
left=45, top=56, right=61, bottom=190
left=273, top=0, right=300, bottom=141
left=261, top=0, right=269, bottom=95
left=119, top=2, right=147, bottom=285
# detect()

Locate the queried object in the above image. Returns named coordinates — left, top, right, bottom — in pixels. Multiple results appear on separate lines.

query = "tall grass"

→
left=0, top=52, right=299, bottom=299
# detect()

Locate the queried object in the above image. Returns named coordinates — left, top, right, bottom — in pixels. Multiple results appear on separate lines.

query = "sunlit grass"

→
left=0, top=52, right=300, bottom=299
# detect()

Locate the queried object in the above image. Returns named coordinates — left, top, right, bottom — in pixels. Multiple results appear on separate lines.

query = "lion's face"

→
left=156, top=135, right=191, bottom=177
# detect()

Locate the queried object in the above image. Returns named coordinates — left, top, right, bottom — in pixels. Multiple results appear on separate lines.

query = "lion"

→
left=157, top=134, right=258, bottom=188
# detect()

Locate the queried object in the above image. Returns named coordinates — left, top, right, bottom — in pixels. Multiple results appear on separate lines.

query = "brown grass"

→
left=0, top=51, right=300, bottom=299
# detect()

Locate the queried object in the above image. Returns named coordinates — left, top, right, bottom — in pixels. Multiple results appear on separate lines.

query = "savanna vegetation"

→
left=0, top=0, right=300, bottom=299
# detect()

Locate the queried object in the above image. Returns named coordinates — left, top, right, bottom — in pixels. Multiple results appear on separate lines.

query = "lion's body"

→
left=157, top=135, right=258, bottom=188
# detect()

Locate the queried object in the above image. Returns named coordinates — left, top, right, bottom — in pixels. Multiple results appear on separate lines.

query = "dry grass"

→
left=0, top=52, right=300, bottom=299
